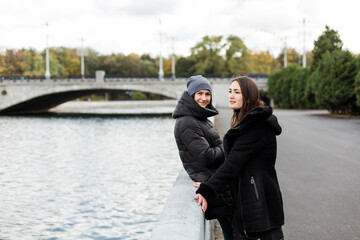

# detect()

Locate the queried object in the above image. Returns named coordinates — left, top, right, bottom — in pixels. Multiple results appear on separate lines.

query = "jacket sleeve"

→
left=196, top=129, right=263, bottom=198
left=178, top=117, right=224, bottom=168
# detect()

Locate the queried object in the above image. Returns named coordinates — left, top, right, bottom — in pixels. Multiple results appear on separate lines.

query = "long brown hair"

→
left=230, top=76, right=265, bottom=129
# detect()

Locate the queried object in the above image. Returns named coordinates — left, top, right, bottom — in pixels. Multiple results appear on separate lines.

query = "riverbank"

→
left=50, top=100, right=177, bottom=111
left=48, top=100, right=177, bottom=117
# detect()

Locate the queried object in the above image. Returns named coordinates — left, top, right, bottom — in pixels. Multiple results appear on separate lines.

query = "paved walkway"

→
left=215, top=108, right=360, bottom=240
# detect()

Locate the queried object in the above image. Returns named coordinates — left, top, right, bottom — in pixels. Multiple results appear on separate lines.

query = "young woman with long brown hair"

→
left=195, top=76, right=285, bottom=240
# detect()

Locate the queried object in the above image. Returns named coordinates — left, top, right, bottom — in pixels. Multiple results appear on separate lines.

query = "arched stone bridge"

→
left=0, top=75, right=268, bottom=115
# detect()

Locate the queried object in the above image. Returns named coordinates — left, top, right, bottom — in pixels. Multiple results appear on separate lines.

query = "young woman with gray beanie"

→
left=172, top=75, right=235, bottom=240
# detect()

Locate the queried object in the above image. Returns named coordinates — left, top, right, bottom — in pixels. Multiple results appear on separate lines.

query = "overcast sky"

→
left=0, top=0, right=359, bottom=58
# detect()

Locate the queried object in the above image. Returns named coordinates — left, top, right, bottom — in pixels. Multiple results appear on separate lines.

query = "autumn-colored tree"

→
left=61, top=48, right=81, bottom=76
left=3, top=49, right=17, bottom=76
left=163, top=57, right=173, bottom=76
left=17, top=48, right=42, bottom=77
left=276, top=48, right=302, bottom=67
left=246, top=50, right=279, bottom=74
left=0, top=54, right=5, bottom=75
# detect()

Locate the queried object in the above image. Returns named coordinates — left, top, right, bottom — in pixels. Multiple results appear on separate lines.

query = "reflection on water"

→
left=0, top=108, right=181, bottom=239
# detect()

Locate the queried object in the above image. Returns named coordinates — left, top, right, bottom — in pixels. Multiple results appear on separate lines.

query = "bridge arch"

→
left=0, top=79, right=188, bottom=114
left=0, top=87, right=179, bottom=115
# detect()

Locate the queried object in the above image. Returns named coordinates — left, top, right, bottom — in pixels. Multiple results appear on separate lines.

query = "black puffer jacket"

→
left=172, top=91, right=225, bottom=182
left=196, top=106, right=284, bottom=233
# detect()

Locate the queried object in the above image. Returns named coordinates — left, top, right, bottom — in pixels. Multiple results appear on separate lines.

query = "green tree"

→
left=314, top=50, right=359, bottom=114
left=279, top=65, right=298, bottom=108
left=190, top=35, right=226, bottom=75
left=62, top=48, right=81, bottom=76
left=305, top=69, right=321, bottom=109
left=268, top=64, right=309, bottom=109
left=311, top=25, right=343, bottom=72
left=355, top=70, right=360, bottom=107
left=98, top=54, right=117, bottom=75
left=42, top=48, right=66, bottom=77
left=290, top=66, right=310, bottom=109
left=175, top=57, right=196, bottom=76
left=120, top=54, right=145, bottom=76
left=84, top=49, right=100, bottom=76
left=21, top=48, right=44, bottom=77
left=268, top=69, right=284, bottom=106
left=225, top=35, right=247, bottom=74
left=141, top=54, right=157, bottom=77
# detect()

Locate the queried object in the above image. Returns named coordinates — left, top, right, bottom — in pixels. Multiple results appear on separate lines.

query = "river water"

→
left=0, top=101, right=182, bottom=239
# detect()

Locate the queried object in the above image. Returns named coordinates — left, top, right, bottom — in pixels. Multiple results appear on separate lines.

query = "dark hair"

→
left=230, top=76, right=264, bottom=129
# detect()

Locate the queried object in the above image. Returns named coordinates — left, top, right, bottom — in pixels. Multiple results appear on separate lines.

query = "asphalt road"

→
left=216, top=108, right=360, bottom=240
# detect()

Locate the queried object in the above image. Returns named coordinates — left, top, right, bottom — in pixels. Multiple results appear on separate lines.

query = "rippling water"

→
left=0, top=113, right=181, bottom=239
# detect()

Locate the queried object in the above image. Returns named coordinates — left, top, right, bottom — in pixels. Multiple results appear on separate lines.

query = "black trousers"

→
left=236, top=227, right=284, bottom=240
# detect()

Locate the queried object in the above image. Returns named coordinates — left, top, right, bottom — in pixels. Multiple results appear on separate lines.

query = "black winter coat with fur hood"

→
left=196, top=106, right=284, bottom=234
left=172, top=91, right=225, bottom=182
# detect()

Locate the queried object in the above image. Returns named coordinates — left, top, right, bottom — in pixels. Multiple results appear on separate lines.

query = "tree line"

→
left=2, top=26, right=358, bottom=115
left=0, top=35, right=307, bottom=79
left=267, top=26, right=360, bottom=115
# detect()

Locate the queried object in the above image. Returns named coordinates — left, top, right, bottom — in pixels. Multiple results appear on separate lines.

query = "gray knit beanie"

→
left=187, top=75, right=212, bottom=96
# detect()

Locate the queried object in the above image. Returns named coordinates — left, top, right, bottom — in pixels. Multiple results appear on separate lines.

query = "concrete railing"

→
left=150, top=168, right=214, bottom=240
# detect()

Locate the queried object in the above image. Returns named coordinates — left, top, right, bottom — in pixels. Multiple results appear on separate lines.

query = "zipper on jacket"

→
left=250, top=176, right=259, bottom=200
left=237, top=179, right=247, bottom=237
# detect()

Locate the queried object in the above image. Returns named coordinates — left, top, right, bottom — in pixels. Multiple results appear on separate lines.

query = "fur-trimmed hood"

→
left=227, top=106, right=282, bottom=136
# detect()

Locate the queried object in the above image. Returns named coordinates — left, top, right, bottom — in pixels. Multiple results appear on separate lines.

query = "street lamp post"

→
left=283, top=36, right=287, bottom=68
left=45, top=22, right=51, bottom=80
left=76, top=38, right=89, bottom=80
left=301, top=18, right=309, bottom=68
left=171, top=36, right=175, bottom=80
left=158, top=19, right=164, bottom=81
left=81, top=38, right=85, bottom=79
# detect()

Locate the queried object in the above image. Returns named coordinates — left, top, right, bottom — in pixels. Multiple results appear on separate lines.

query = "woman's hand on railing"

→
left=194, top=194, right=208, bottom=212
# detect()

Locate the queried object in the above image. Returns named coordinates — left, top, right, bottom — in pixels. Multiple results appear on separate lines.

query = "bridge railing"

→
left=0, top=77, right=96, bottom=84
left=0, top=74, right=268, bottom=84
left=150, top=168, right=214, bottom=240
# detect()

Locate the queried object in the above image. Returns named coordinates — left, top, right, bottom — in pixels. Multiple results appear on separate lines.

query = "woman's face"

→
left=228, top=81, right=243, bottom=109
left=194, top=89, right=211, bottom=108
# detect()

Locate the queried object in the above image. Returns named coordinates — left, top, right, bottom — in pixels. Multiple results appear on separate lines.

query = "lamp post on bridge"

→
left=283, top=36, right=287, bottom=68
left=77, top=38, right=89, bottom=80
left=300, top=18, right=309, bottom=68
left=158, top=19, right=164, bottom=81
left=45, top=22, right=51, bottom=80
left=171, top=36, right=175, bottom=80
